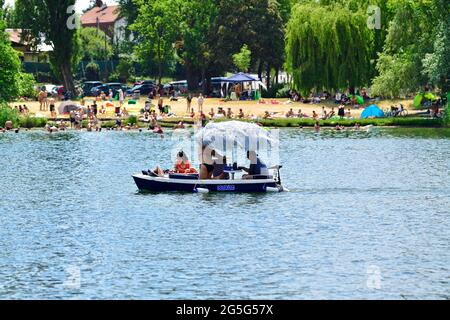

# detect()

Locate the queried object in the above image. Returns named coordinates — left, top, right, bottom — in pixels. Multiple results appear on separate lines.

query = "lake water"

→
left=0, top=127, right=449, bottom=299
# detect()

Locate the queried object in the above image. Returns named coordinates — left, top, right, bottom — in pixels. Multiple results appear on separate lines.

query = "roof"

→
left=6, top=29, right=53, bottom=52
left=80, top=5, right=121, bottom=25
left=6, top=29, right=24, bottom=45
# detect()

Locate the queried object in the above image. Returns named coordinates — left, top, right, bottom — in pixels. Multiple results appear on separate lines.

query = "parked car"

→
left=90, top=83, right=127, bottom=97
left=82, top=81, right=103, bottom=97
left=163, top=80, right=188, bottom=96
left=126, top=83, right=155, bottom=96
left=134, top=79, right=156, bottom=87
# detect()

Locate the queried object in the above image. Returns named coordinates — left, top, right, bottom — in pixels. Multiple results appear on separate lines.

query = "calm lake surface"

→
left=0, top=127, right=449, bottom=299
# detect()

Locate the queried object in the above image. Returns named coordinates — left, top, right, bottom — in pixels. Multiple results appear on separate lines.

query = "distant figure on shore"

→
left=49, top=98, right=56, bottom=118
left=38, top=88, right=47, bottom=111
left=198, top=94, right=204, bottom=113
left=208, top=108, right=215, bottom=119
left=312, top=111, right=318, bottom=120
left=226, top=108, right=233, bottom=119
left=186, top=93, right=193, bottom=114
left=286, top=108, right=295, bottom=118
left=118, top=89, right=124, bottom=107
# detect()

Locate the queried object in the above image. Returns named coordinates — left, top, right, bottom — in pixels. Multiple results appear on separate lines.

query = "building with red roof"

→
left=80, top=4, right=127, bottom=44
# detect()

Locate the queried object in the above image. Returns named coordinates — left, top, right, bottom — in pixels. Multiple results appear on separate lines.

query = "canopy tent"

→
left=226, top=73, right=259, bottom=83
left=225, top=73, right=267, bottom=98
left=58, top=101, right=84, bottom=115
left=196, top=121, right=277, bottom=165
left=361, top=105, right=384, bottom=119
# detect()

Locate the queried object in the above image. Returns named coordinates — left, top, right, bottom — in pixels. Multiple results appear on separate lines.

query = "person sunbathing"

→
left=286, top=109, right=295, bottom=118
left=226, top=108, right=234, bottom=119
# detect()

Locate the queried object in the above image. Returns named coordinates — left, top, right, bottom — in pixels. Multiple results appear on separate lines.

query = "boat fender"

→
left=194, top=188, right=209, bottom=194
left=266, top=187, right=281, bottom=193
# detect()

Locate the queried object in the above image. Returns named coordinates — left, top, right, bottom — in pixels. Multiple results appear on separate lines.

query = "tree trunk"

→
left=61, top=61, right=75, bottom=95
left=157, top=37, right=162, bottom=85
left=266, top=64, right=271, bottom=91
left=186, top=63, right=199, bottom=92
left=257, top=60, right=263, bottom=81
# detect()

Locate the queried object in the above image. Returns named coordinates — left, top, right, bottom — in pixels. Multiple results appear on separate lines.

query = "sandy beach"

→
left=9, top=97, right=416, bottom=120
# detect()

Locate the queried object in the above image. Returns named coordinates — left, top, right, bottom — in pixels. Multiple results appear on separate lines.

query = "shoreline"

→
left=5, top=97, right=447, bottom=129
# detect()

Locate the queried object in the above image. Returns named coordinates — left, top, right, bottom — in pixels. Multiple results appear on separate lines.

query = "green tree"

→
left=232, top=44, right=252, bottom=72
left=14, top=0, right=80, bottom=94
left=132, top=0, right=178, bottom=85
left=285, top=1, right=372, bottom=94
left=79, top=27, right=113, bottom=61
left=421, top=0, right=450, bottom=94
left=371, top=0, right=440, bottom=97
left=0, top=9, right=22, bottom=102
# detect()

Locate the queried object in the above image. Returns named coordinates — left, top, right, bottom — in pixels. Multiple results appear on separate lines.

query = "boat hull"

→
left=132, top=174, right=282, bottom=193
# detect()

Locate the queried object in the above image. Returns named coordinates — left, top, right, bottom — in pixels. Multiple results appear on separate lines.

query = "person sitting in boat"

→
left=150, top=152, right=197, bottom=177
left=240, top=151, right=268, bottom=179
left=174, top=151, right=197, bottom=174
left=212, top=155, right=230, bottom=180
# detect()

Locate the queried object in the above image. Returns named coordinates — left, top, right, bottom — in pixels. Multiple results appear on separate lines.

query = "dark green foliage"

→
left=85, top=62, right=101, bottom=81
left=285, top=2, right=371, bottom=94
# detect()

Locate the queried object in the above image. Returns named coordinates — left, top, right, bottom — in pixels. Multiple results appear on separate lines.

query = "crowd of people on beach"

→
left=287, top=89, right=371, bottom=106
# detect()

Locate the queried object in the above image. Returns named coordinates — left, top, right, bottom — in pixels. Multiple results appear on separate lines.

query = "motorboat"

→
left=132, top=121, right=288, bottom=193
left=133, top=166, right=286, bottom=193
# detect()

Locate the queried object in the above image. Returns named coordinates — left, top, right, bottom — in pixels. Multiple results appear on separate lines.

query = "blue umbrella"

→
left=361, top=105, right=384, bottom=119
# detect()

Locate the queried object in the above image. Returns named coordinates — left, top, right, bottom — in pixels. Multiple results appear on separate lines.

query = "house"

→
left=80, top=4, right=128, bottom=44
left=6, top=29, right=52, bottom=63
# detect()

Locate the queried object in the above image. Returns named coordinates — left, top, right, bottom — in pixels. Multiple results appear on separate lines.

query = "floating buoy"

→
left=266, top=187, right=281, bottom=193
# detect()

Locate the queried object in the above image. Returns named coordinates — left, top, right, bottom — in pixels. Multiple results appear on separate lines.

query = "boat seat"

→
left=142, top=170, right=149, bottom=176
left=169, top=173, right=199, bottom=180
left=250, top=175, right=274, bottom=180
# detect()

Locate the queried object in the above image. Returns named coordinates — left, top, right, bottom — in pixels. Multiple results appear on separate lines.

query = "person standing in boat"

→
left=199, top=145, right=224, bottom=180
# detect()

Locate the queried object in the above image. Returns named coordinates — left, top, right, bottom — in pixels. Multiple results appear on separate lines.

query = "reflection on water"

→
left=0, top=128, right=449, bottom=299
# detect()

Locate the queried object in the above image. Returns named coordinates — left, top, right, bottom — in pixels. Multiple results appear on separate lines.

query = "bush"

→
left=0, top=104, right=20, bottom=127
left=126, top=115, right=137, bottom=125
left=115, top=58, right=134, bottom=83
left=255, top=117, right=443, bottom=128
left=85, top=61, right=100, bottom=81
left=108, top=72, right=120, bottom=83
left=18, top=115, right=47, bottom=128
left=18, top=73, right=37, bottom=99
left=262, top=83, right=290, bottom=98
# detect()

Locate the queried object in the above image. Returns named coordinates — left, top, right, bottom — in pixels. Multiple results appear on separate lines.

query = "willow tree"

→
left=285, top=2, right=371, bottom=94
